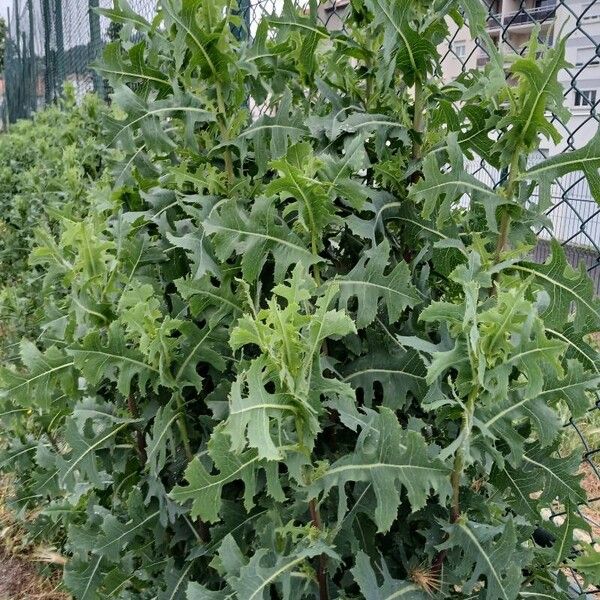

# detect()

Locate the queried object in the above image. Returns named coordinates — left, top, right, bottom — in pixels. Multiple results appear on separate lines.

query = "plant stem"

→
left=174, top=393, right=193, bottom=463
left=495, top=212, right=511, bottom=263
left=310, top=226, right=321, bottom=285
left=127, top=394, right=147, bottom=464
left=313, top=264, right=322, bottom=286
left=173, top=393, right=210, bottom=543
left=412, top=77, right=424, bottom=162
left=309, top=499, right=329, bottom=600
left=494, top=150, right=521, bottom=262
left=450, top=449, right=464, bottom=523
left=409, top=77, right=425, bottom=184
left=432, top=389, right=476, bottom=575
left=216, top=85, right=235, bottom=185
left=449, top=389, right=475, bottom=522
left=364, top=55, right=373, bottom=107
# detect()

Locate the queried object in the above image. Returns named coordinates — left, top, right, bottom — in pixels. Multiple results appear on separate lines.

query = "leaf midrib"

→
left=458, top=522, right=510, bottom=600
left=320, top=462, right=444, bottom=478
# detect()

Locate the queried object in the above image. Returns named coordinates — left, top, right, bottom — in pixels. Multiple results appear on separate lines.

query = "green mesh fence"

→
left=3, top=0, right=156, bottom=121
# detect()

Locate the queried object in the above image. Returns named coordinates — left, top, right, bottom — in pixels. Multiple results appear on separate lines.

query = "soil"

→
left=0, top=476, right=69, bottom=600
left=0, top=545, right=67, bottom=600
left=580, top=462, right=600, bottom=542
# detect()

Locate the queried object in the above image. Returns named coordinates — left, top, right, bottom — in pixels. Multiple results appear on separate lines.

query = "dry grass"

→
left=0, top=550, right=68, bottom=600
left=588, top=331, right=600, bottom=350
left=0, top=477, right=70, bottom=600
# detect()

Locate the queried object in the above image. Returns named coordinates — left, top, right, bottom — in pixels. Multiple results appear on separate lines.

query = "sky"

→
left=1, top=0, right=10, bottom=22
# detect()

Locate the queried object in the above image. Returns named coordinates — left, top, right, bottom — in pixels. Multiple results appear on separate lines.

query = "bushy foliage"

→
left=0, top=89, right=110, bottom=350
left=2, top=1, right=600, bottom=598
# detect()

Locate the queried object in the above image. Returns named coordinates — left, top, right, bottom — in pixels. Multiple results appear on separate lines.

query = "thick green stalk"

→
left=450, top=389, right=476, bottom=521
left=175, top=392, right=193, bottom=462
left=309, top=498, right=329, bottom=600
left=494, top=150, right=521, bottom=262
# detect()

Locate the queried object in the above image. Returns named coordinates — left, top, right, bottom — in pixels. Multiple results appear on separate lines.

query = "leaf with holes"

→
left=310, top=408, right=451, bottom=532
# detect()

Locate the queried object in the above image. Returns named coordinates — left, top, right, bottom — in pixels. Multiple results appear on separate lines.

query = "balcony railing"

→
left=487, top=13, right=503, bottom=28
left=486, top=4, right=556, bottom=28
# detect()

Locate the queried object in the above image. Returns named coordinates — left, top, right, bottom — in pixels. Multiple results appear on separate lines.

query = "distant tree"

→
left=0, top=18, right=6, bottom=72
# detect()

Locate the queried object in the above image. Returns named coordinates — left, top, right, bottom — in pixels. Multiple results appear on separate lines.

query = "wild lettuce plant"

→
left=0, top=88, right=110, bottom=353
left=2, top=0, right=600, bottom=598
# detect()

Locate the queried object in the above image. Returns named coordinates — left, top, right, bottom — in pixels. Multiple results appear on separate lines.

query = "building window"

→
left=574, top=89, right=597, bottom=106
left=576, top=46, right=599, bottom=66
left=582, top=3, right=600, bottom=22
left=453, top=42, right=466, bottom=59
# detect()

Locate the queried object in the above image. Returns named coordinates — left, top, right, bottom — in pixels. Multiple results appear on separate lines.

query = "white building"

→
left=556, top=1, right=600, bottom=150
left=442, top=1, right=600, bottom=150
left=317, top=0, right=350, bottom=29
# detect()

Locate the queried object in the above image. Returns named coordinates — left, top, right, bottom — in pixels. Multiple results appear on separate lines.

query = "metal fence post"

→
left=54, top=0, right=65, bottom=89
left=2, top=8, right=10, bottom=127
left=42, top=0, right=53, bottom=104
left=26, top=0, right=36, bottom=113
left=241, top=0, right=251, bottom=36
left=13, top=0, right=27, bottom=119
left=88, top=0, right=104, bottom=97
left=13, top=0, right=20, bottom=59
left=21, top=31, right=28, bottom=113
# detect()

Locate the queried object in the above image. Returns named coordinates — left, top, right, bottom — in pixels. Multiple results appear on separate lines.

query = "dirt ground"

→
left=0, top=546, right=67, bottom=600
left=579, top=462, right=600, bottom=541
left=0, top=477, right=68, bottom=600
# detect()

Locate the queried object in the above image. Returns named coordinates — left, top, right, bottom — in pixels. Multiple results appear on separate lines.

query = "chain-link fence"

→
left=2, top=0, right=156, bottom=123
left=7, top=0, right=598, bottom=285
left=441, top=8, right=600, bottom=591
left=2, top=0, right=600, bottom=595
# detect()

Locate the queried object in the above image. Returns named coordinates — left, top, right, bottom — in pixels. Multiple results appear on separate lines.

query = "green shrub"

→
left=2, top=1, right=600, bottom=598
left=0, top=88, right=110, bottom=351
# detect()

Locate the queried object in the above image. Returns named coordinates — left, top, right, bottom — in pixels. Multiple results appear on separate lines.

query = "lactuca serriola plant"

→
left=0, top=89, right=109, bottom=354
left=1, top=0, right=600, bottom=598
